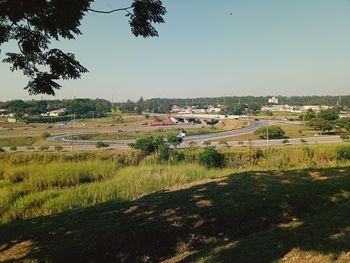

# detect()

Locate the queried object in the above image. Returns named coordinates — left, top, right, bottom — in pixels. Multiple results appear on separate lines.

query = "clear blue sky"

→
left=1, top=0, right=350, bottom=101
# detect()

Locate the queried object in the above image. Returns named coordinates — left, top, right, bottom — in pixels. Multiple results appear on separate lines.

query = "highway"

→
left=47, top=120, right=265, bottom=145
left=31, top=120, right=342, bottom=151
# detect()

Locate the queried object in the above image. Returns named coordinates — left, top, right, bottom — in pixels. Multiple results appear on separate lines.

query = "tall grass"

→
left=1, top=143, right=350, bottom=224
left=1, top=164, right=230, bottom=223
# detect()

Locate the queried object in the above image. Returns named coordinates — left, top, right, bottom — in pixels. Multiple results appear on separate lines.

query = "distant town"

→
left=1, top=96, right=350, bottom=124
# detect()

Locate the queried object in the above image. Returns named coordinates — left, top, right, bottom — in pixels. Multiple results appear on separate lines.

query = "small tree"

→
left=255, top=126, right=286, bottom=139
left=318, top=109, right=339, bottom=121
left=130, top=136, right=165, bottom=155
left=96, top=141, right=110, bottom=149
left=309, top=119, right=333, bottom=134
left=198, top=147, right=225, bottom=168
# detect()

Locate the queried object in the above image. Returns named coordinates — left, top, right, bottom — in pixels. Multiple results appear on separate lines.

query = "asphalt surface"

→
left=2, top=120, right=343, bottom=152
left=47, top=121, right=265, bottom=145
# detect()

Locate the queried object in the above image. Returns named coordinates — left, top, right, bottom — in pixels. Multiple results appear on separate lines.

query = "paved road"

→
left=34, top=120, right=342, bottom=151
left=47, top=121, right=265, bottom=145
left=3, top=135, right=343, bottom=152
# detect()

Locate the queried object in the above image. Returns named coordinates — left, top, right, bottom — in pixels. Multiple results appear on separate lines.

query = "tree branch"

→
left=87, top=7, right=132, bottom=14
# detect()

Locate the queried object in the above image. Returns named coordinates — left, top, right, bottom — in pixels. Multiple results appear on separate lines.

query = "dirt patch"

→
left=215, top=120, right=245, bottom=131
left=0, top=240, right=34, bottom=262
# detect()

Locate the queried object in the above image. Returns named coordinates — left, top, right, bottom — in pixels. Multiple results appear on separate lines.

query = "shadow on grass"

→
left=0, top=167, right=350, bottom=262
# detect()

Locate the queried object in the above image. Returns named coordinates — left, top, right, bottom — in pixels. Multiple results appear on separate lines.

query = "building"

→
left=268, top=97, right=279, bottom=104
left=148, top=119, right=175, bottom=126
left=41, top=108, right=67, bottom=117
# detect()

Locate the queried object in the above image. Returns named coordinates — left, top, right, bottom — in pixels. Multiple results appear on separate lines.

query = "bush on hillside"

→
left=130, top=136, right=165, bottom=155
left=198, top=147, right=225, bottom=168
left=336, top=146, right=350, bottom=160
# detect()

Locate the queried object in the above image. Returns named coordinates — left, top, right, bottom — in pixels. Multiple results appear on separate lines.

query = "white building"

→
left=268, top=97, right=279, bottom=104
left=41, top=108, right=67, bottom=117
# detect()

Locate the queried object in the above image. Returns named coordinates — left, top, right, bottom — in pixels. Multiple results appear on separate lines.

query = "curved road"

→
left=47, top=121, right=265, bottom=145
left=41, top=120, right=344, bottom=151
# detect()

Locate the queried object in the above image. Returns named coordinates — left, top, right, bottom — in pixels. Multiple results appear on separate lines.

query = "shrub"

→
left=336, top=146, right=350, bottom=160
left=6, top=169, right=29, bottom=183
left=130, top=136, right=165, bottom=155
left=39, top=145, right=49, bottom=151
left=203, top=141, right=211, bottom=146
left=169, top=149, right=185, bottom=163
left=157, top=144, right=171, bottom=161
left=255, top=125, right=286, bottom=139
left=41, top=132, right=51, bottom=139
left=300, top=138, right=307, bottom=144
left=96, top=142, right=110, bottom=149
left=188, top=141, right=198, bottom=148
left=340, top=133, right=350, bottom=142
left=282, top=139, right=289, bottom=144
left=55, top=145, right=63, bottom=152
left=9, top=146, right=17, bottom=151
left=198, top=147, right=225, bottom=168
left=218, top=139, right=229, bottom=147
left=166, top=134, right=182, bottom=147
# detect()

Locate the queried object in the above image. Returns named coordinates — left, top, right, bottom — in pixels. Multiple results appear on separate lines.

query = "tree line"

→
left=116, top=95, right=350, bottom=114
left=0, top=98, right=111, bottom=119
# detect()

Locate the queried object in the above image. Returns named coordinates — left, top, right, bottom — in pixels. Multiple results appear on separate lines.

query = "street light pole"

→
left=266, top=124, right=269, bottom=146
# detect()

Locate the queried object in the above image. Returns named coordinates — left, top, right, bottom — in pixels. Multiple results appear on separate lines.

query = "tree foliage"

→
left=318, top=109, right=339, bottom=121
left=166, top=134, right=183, bottom=147
left=0, top=0, right=166, bottom=95
left=254, top=126, right=286, bottom=139
left=130, top=136, right=164, bottom=155
left=96, top=141, right=110, bottom=149
left=308, top=119, right=333, bottom=134
left=198, top=147, right=225, bottom=168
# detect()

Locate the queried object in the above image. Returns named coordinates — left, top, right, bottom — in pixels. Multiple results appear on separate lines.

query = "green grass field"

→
left=212, top=124, right=321, bottom=142
left=0, top=145, right=350, bottom=262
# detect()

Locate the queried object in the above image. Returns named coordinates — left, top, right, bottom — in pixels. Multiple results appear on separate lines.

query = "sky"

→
left=1, top=0, right=350, bottom=101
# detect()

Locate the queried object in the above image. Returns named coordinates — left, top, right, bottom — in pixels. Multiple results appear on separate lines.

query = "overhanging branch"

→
left=87, top=7, right=132, bottom=14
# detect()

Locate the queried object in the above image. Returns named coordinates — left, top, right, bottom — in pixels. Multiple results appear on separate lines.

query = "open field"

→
left=0, top=144, right=350, bottom=262
left=0, top=118, right=246, bottom=146
left=211, top=124, right=320, bottom=142
left=71, top=120, right=246, bottom=141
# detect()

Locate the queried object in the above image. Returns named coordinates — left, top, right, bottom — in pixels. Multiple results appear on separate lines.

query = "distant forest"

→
left=0, top=96, right=349, bottom=117
left=116, top=95, right=350, bottom=114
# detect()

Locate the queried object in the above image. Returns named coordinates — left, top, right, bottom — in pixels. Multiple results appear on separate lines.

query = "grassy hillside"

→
left=0, top=145, right=350, bottom=262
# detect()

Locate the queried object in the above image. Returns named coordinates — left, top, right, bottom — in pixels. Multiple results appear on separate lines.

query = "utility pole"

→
left=266, top=124, right=269, bottom=146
